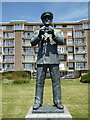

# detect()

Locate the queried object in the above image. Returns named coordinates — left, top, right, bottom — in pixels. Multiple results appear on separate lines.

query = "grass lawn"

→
left=2, top=78, right=88, bottom=118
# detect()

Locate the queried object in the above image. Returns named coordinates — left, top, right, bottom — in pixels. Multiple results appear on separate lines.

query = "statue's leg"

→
left=49, top=64, right=64, bottom=109
left=33, top=64, right=47, bottom=109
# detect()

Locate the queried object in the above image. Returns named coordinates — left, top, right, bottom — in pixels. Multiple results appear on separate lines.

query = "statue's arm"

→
left=53, top=29, right=65, bottom=45
left=31, top=30, right=40, bottom=46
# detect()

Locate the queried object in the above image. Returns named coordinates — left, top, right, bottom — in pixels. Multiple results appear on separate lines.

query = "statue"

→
left=31, top=11, right=64, bottom=110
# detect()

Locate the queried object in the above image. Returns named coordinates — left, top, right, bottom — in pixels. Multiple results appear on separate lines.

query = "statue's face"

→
left=42, top=15, right=52, bottom=26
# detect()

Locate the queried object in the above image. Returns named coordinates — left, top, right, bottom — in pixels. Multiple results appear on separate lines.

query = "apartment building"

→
left=0, top=20, right=90, bottom=76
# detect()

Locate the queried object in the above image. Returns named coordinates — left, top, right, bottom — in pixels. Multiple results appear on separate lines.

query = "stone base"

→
left=25, top=105, right=72, bottom=120
left=32, top=105, right=64, bottom=113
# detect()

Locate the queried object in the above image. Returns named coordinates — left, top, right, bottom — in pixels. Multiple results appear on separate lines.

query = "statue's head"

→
left=41, top=11, right=53, bottom=26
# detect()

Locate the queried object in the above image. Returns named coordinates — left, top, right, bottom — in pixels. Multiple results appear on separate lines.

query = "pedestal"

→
left=25, top=105, right=72, bottom=120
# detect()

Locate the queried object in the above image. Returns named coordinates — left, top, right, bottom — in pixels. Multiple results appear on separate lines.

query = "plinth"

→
left=25, top=105, right=72, bottom=120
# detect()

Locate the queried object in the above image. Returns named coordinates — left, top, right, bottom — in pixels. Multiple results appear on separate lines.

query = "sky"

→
left=1, top=2, right=89, bottom=23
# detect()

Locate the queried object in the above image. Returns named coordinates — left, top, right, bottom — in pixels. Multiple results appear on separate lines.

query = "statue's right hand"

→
left=38, top=29, right=45, bottom=38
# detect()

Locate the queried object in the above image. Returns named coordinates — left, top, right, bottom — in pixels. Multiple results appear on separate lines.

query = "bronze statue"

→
left=31, top=11, right=64, bottom=110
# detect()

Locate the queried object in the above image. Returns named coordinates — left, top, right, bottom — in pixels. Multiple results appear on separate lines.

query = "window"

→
left=4, top=64, right=14, bottom=70
left=25, top=26, right=33, bottom=30
left=4, top=40, right=14, bottom=46
left=74, top=31, right=84, bottom=37
left=68, top=55, right=73, bottom=60
left=67, top=47, right=73, bottom=53
left=0, top=32, right=3, bottom=37
left=74, top=39, right=84, bottom=45
left=34, top=26, right=40, bottom=29
left=0, top=48, right=2, bottom=54
left=0, top=56, right=2, bottom=62
left=63, top=25, right=67, bottom=27
left=57, top=47, right=64, bottom=53
left=55, top=25, right=62, bottom=28
left=4, top=48, right=14, bottom=54
left=23, top=40, right=31, bottom=46
left=24, top=32, right=33, bottom=38
left=67, top=39, right=73, bottom=44
left=67, top=31, right=72, bottom=36
left=75, top=55, right=84, bottom=61
left=59, top=63, right=65, bottom=70
left=14, top=23, right=24, bottom=30
left=24, top=64, right=32, bottom=70
left=0, top=40, right=2, bottom=46
left=24, top=56, right=34, bottom=62
left=23, top=48, right=34, bottom=54
left=35, top=48, right=39, bottom=53
left=76, top=63, right=85, bottom=69
left=75, top=47, right=85, bottom=53
left=67, top=25, right=73, bottom=28
left=59, top=55, right=66, bottom=61
left=4, top=33, right=14, bottom=38
left=68, top=63, right=74, bottom=68
left=4, top=56, right=14, bottom=62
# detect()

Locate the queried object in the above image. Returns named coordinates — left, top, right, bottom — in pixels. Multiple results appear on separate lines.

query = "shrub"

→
left=2, top=71, right=30, bottom=80
left=80, top=72, right=90, bottom=83
left=13, top=79, right=30, bottom=84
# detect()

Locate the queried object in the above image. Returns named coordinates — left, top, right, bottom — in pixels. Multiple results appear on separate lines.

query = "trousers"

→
left=34, top=64, right=62, bottom=105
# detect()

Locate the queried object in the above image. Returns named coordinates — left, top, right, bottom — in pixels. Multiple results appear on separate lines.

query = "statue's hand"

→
left=47, top=28, right=55, bottom=38
left=38, top=28, right=45, bottom=39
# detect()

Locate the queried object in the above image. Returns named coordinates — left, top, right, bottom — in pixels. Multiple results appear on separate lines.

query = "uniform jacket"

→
left=31, top=26, right=64, bottom=64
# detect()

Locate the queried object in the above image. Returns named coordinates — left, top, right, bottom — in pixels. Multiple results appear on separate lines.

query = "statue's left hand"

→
left=47, top=28, right=55, bottom=38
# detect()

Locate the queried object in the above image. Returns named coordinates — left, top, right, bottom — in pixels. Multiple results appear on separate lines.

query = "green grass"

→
left=2, top=78, right=88, bottom=118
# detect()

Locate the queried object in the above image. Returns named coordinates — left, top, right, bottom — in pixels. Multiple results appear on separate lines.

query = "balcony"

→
left=75, top=67, right=88, bottom=70
left=23, top=60, right=34, bottom=63
left=3, top=26, right=14, bottom=31
left=73, top=35, right=85, bottom=38
left=24, top=26, right=33, bottom=31
left=59, top=67, right=68, bottom=71
left=58, top=51, right=68, bottom=54
left=3, top=59, right=14, bottom=63
left=3, top=43, right=14, bottom=47
left=74, top=42, right=86, bottom=46
left=3, top=51, right=14, bottom=55
left=3, top=35, right=15, bottom=39
left=75, top=59, right=87, bottom=62
left=67, top=59, right=75, bottom=62
left=4, top=67, right=14, bottom=71
left=67, top=43, right=74, bottom=46
left=22, top=43, right=31, bottom=46
left=74, top=50, right=86, bottom=54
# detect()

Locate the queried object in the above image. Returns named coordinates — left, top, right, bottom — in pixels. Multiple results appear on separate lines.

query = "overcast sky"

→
left=2, top=2, right=89, bottom=23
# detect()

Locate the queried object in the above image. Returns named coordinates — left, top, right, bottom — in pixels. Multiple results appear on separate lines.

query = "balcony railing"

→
left=58, top=51, right=68, bottom=54
left=74, top=43, right=86, bottom=45
left=22, top=43, right=31, bottom=46
left=3, top=51, right=14, bottom=55
left=74, top=51, right=86, bottom=54
left=59, top=67, right=68, bottom=70
left=3, top=59, right=14, bottom=63
left=75, top=67, right=88, bottom=70
left=75, top=59, right=87, bottom=62
left=67, top=59, right=75, bottom=62
left=3, top=43, right=14, bottom=47
left=23, top=51, right=34, bottom=55
left=3, top=35, right=15, bottom=39
left=23, top=60, right=34, bottom=63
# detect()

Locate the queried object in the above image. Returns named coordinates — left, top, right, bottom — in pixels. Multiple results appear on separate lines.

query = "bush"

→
left=2, top=71, right=30, bottom=80
left=13, top=79, right=30, bottom=84
left=80, top=72, right=90, bottom=83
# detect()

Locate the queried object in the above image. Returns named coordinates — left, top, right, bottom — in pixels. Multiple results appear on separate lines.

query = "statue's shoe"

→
left=33, top=103, right=42, bottom=110
left=55, top=103, right=64, bottom=109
